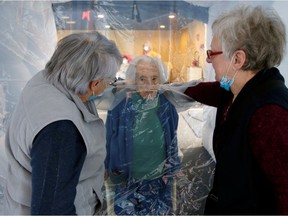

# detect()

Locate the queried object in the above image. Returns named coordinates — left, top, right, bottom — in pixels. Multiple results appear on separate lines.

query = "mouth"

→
left=139, top=90, right=157, bottom=99
left=145, top=90, right=155, bottom=94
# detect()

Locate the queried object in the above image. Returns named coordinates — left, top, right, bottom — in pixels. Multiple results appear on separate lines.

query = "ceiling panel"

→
left=52, top=0, right=209, bottom=30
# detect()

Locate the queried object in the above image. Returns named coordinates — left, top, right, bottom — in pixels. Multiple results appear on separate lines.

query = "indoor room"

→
left=1, top=0, right=288, bottom=215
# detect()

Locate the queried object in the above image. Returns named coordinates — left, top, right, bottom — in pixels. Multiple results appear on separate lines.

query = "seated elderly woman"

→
left=104, top=55, right=181, bottom=215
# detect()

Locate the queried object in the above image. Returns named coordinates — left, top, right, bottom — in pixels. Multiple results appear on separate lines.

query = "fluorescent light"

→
left=160, top=25, right=165, bottom=29
left=66, top=21, right=76, bottom=24
left=168, top=14, right=175, bottom=19
left=61, top=16, right=70, bottom=19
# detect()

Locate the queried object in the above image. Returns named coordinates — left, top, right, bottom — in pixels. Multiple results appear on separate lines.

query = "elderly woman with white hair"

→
left=104, top=55, right=181, bottom=215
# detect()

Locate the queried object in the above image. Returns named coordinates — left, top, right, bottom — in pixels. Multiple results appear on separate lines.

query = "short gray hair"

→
left=212, top=5, right=286, bottom=71
left=125, top=55, right=168, bottom=85
left=45, top=32, right=122, bottom=94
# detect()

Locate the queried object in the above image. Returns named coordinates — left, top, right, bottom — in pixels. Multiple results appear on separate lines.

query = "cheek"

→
left=212, top=62, right=224, bottom=80
left=135, top=80, right=141, bottom=86
left=96, top=84, right=107, bottom=95
left=136, top=85, right=146, bottom=92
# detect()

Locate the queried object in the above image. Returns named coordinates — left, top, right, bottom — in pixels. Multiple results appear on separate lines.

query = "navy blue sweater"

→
left=31, top=120, right=86, bottom=215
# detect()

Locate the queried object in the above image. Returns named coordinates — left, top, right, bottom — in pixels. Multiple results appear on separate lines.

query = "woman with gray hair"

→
left=104, top=55, right=181, bottom=215
left=179, top=5, right=288, bottom=214
left=4, top=32, right=122, bottom=215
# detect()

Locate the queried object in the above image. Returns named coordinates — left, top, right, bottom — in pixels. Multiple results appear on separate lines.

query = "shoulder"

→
left=32, top=120, right=85, bottom=154
left=250, top=104, right=288, bottom=139
left=159, top=93, right=175, bottom=108
left=252, top=104, right=288, bottom=122
left=159, top=93, right=178, bottom=117
left=40, top=120, right=79, bottom=134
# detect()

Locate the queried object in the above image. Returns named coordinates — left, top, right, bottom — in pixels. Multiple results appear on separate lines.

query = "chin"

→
left=215, top=76, right=220, bottom=82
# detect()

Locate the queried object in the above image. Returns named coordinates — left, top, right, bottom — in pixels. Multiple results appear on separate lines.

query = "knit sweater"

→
left=30, top=120, right=86, bottom=215
left=184, top=67, right=288, bottom=214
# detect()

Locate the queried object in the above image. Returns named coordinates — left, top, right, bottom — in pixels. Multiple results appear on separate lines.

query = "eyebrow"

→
left=138, top=75, right=159, bottom=78
left=136, top=75, right=147, bottom=79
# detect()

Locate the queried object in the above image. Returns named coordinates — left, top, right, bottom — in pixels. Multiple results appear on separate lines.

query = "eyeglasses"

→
left=206, top=50, right=223, bottom=60
left=109, top=77, right=118, bottom=86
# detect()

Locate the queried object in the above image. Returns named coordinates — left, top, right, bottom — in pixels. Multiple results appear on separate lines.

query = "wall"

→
left=57, top=19, right=206, bottom=83
left=273, top=1, right=288, bottom=81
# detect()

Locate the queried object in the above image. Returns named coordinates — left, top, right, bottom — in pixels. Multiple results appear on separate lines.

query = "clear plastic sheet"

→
left=0, top=1, right=58, bottom=131
left=102, top=87, right=215, bottom=215
left=97, top=55, right=214, bottom=215
left=0, top=1, right=216, bottom=215
left=103, top=148, right=216, bottom=216
left=0, top=1, right=58, bottom=214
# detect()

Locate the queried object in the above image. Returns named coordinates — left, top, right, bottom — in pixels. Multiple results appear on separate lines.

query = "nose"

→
left=144, top=80, right=158, bottom=91
left=145, top=79, right=155, bottom=86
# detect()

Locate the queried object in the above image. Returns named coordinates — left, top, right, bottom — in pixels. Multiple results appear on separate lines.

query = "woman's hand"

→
left=162, top=175, right=168, bottom=184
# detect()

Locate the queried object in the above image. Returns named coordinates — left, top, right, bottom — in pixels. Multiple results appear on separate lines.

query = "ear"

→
left=89, top=80, right=100, bottom=92
left=233, top=50, right=246, bottom=70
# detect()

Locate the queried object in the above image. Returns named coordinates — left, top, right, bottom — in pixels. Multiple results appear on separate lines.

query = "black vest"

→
left=204, top=67, right=288, bottom=215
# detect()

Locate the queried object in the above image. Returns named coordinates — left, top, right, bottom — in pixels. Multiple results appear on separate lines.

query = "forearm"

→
left=184, top=81, right=222, bottom=107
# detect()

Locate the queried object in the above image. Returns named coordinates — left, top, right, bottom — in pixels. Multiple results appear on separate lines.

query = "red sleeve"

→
left=184, top=81, right=222, bottom=107
left=250, top=104, right=288, bottom=214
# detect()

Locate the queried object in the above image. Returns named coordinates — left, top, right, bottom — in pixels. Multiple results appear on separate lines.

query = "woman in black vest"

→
left=181, top=5, right=288, bottom=215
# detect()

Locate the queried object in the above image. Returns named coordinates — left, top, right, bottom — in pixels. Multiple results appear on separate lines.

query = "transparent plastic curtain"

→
left=93, top=55, right=215, bottom=215
left=0, top=1, right=58, bottom=214
left=98, top=83, right=215, bottom=215
left=0, top=1, right=58, bottom=131
left=0, top=0, right=215, bottom=215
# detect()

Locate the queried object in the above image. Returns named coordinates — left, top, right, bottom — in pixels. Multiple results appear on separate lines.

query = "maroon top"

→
left=184, top=81, right=288, bottom=214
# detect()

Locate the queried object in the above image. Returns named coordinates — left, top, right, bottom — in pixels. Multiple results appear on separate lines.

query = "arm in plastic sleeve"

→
left=160, top=80, right=201, bottom=112
left=94, top=84, right=132, bottom=111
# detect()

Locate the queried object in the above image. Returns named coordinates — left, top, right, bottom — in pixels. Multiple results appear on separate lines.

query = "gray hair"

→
left=125, top=55, right=168, bottom=85
left=45, top=32, right=122, bottom=94
left=212, top=5, right=286, bottom=71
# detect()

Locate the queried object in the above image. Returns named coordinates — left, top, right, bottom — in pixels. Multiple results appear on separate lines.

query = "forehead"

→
left=136, top=61, right=159, bottom=76
left=211, top=37, right=221, bottom=50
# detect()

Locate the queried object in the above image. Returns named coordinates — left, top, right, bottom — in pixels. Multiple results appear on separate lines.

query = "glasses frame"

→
left=206, top=50, right=223, bottom=60
left=109, top=77, right=118, bottom=86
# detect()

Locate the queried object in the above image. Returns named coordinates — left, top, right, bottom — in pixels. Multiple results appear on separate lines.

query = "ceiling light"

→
left=61, top=16, right=70, bottom=19
left=97, top=14, right=104, bottom=18
left=168, top=14, right=176, bottom=19
left=104, top=25, right=111, bottom=29
left=160, top=25, right=165, bottom=29
left=66, top=21, right=76, bottom=24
